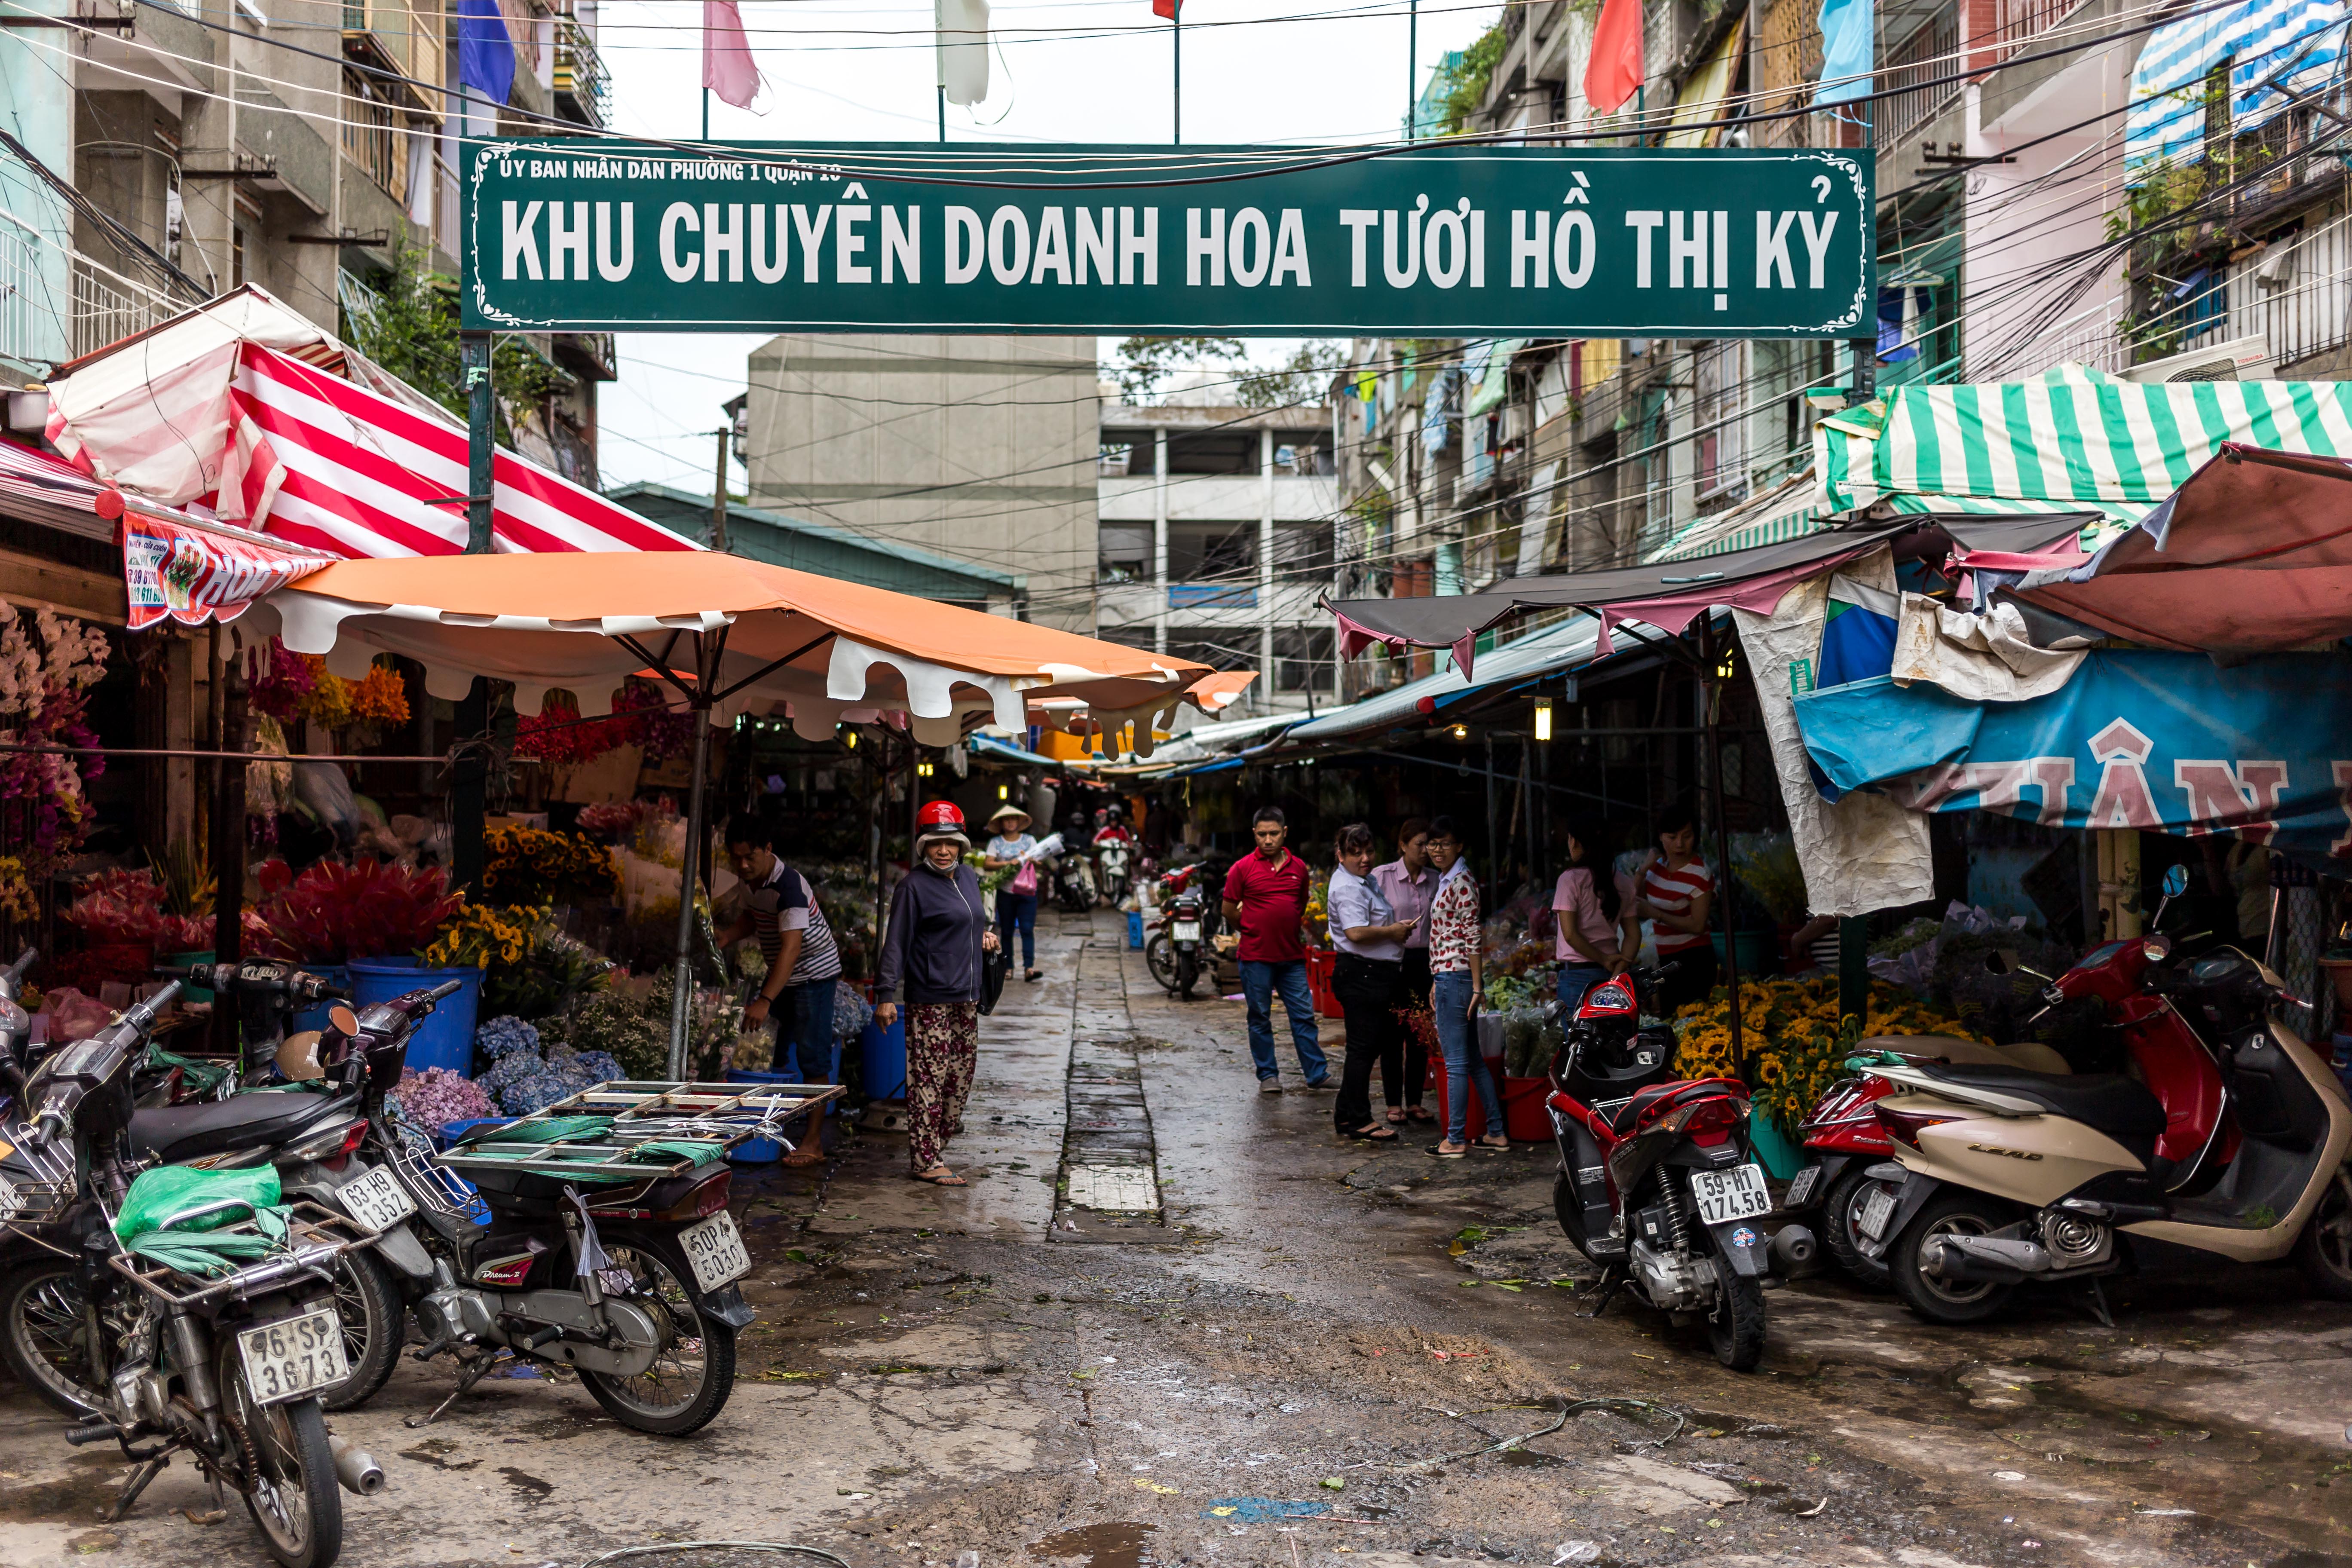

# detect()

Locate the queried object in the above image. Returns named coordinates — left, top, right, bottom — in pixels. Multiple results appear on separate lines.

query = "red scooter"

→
left=1545, top=964, right=1798, bottom=1371
left=1143, top=862, right=1214, bottom=1001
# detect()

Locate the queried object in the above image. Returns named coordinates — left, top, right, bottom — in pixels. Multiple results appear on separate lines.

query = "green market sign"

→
left=461, top=141, right=1874, bottom=339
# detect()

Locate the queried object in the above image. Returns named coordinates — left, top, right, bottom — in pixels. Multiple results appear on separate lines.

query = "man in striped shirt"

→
left=722, top=815, right=843, bottom=1165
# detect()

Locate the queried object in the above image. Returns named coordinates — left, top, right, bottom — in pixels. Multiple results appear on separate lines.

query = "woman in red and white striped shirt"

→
left=1622, top=802, right=1718, bottom=1017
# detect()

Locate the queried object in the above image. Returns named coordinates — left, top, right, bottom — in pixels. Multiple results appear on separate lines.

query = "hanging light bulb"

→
left=1450, top=723, right=1469, bottom=740
left=998, top=784, right=1010, bottom=800
left=1533, top=697, right=1553, bottom=742
left=844, top=729, right=858, bottom=749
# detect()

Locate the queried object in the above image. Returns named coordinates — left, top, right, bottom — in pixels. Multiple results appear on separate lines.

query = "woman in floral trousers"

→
left=875, top=800, right=998, bottom=1186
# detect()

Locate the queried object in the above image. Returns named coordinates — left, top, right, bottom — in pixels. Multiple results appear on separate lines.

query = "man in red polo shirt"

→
left=1220, top=805, right=1329, bottom=1093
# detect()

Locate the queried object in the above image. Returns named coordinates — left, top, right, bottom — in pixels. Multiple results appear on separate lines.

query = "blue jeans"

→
left=769, top=980, right=840, bottom=1084
left=1556, top=963, right=1611, bottom=1016
left=1434, top=968, right=1503, bottom=1143
left=996, top=891, right=1037, bottom=970
left=1240, top=959, right=1327, bottom=1084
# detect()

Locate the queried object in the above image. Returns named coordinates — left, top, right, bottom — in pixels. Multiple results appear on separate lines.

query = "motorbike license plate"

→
left=1688, top=1164, right=1771, bottom=1226
left=237, top=1309, right=347, bottom=1406
left=679, top=1212, right=752, bottom=1292
left=1172, top=921, right=1201, bottom=941
left=338, top=1167, right=416, bottom=1232
left=1857, top=1185, right=1899, bottom=1241
left=1783, top=1164, right=1823, bottom=1209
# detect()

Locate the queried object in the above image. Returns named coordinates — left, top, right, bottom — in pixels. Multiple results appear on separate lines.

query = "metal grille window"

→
left=343, top=71, right=398, bottom=195
left=1693, top=341, right=1745, bottom=500
left=1879, top=5, right=1963, bottom=151
left=1273, top=629, right=1335, bottom=693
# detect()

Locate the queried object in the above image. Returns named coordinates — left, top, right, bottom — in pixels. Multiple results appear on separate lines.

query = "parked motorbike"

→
left=1095, top=835, right=1133, bottom=906
left=340, top=983, right=782, bottom=1436
left=1787, top=1032, right=2075, bottom=1289
left=1861, top=864, right=2352, bottom=1324
left=1143, top=863, right=1213, bottom=1000
left=2, top=962, right=413, bottom=1417
left=3, top=982, right=376, bottom=1568
left=1544, top=964, right=1798, bottom=1370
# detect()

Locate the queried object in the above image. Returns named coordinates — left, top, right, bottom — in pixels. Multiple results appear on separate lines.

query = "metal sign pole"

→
left=453, top=330, right=495, bottom=891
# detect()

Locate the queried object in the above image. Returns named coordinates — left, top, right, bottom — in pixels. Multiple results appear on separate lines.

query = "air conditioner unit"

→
left=2120, top=334, right=2275, bottom=384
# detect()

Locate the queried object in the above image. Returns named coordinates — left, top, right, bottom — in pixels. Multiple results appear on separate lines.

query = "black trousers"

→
left=1389, top=947, right=1432, bottom=1109
left=1331, top=952, right=1404, bottom=1133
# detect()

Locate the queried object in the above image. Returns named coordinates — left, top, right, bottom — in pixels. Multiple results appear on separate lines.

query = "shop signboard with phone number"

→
left=461, top=141, right=1875, bottom=340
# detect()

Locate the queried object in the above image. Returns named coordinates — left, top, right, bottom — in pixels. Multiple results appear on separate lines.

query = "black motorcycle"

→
left=6, top=982, right=378, bottom=1568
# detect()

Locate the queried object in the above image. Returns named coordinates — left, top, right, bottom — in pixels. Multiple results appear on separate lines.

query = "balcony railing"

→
left=343, top=0, right=444, bottom=116
left=71, top=253, right=177, bottom=359
left=552, top=16, right=610, bottom=129
left=1993, top=0, right=2090, bottom=61
left=1880, top=7, right=1963, bottom=151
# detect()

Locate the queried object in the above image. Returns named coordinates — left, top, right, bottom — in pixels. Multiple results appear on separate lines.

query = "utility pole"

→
left=710, top=424, right=731, bottom=552
left=453, top=331, right=494, bottom=891
left=1407, top=0, right=1418, bottom=139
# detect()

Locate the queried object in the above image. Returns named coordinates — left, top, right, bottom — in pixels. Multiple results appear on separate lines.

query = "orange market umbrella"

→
left=254, top=551, right=1246, bottom=1069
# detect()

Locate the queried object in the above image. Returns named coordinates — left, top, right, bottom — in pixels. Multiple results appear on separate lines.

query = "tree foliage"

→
left=1109, top=336, right=1345, bottom=407
left=340, top=240, right=573, bottom=447
left=1433, top=24, right=1508, bottom=137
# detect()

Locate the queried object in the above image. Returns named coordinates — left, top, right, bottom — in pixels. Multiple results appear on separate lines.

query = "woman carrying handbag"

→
left=983, top=802, right=1044, bottom=982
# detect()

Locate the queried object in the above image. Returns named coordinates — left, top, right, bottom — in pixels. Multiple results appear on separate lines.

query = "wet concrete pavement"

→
left=4, top=910, right=2349, bottom=1568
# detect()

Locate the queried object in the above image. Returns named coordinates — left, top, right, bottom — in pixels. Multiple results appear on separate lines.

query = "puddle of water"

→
left=1027, top=1520, right=1158, bottom=1568
left=1498, top=1448, right=1565, bottom=1467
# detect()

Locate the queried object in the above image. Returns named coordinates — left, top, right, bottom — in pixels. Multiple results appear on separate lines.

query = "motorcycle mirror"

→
left=2162, top=864, right=2189, bottom=898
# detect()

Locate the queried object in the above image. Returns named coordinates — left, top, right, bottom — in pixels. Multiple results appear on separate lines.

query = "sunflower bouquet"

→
left=1671, top=975, right=1988, bottom=1124
left=481, top=825, right=622, bottom=907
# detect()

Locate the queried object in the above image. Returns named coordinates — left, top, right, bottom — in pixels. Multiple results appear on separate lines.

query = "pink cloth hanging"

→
left=704, top=0, right=763, bottom=110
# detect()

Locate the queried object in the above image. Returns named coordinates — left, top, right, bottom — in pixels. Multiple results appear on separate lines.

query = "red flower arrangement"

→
left=510, top=679, right=695, bottom=766
left=253, top=858, right=463, bottom=963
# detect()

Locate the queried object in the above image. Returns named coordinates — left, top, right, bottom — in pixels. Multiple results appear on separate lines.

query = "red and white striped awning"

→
left=43, top=287, right=696, bottom=560
left=220, top=344, right=695, bottom=557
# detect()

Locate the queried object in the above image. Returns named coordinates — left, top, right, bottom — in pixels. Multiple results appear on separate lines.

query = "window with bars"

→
left=342, top=71, right=398, bottom=195
left=1693, top=341, right=1746, bottom=501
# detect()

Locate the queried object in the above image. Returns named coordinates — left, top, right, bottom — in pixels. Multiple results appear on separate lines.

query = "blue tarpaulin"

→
left=1793, top=651, right=2352, bottom=866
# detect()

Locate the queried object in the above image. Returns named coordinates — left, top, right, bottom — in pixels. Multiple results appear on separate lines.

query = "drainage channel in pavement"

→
left=1053, top=936, right=1165, bottom=1243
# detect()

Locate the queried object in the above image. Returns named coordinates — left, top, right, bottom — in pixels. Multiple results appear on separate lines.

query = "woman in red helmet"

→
left=875, top=800, right=1000, bottom=1186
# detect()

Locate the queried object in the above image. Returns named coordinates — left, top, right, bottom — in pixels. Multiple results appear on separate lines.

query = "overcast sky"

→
left=592, top=0, right=1501, bottom=494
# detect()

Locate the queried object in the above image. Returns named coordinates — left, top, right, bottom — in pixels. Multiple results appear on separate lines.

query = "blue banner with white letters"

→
left=1793, top=651, right=2352, bottom=867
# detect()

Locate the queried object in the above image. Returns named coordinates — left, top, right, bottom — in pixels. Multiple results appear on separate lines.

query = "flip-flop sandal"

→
left=1345, top=1125, right=1398, bottom=1142
left=913, top=1168, right=969, bottom=1185
left=1477, top=1136, right=1512, bottom=1150
left=1406, top=1108, right=1436, bottom=1124
left=1429, top=1143, right=1468, bottom=1158
left=1386, top=1109, right=1409, bottom=1124
left=781, top=1147, right=827, bottom=1167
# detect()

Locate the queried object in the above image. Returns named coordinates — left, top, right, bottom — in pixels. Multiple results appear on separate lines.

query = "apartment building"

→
left=1096, top=402, right=1339, bottom=713
left=1333, top=0, right=2350, bottom=663
left=0, top=0, right=612, bottom=480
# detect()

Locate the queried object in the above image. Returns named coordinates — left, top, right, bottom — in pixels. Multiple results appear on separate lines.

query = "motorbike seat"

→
left=129, top=1090, right=359, bottom=1164
left=1606, top=1078, right=1736, bottom=1135
left=1908, top=1063, right=2167, bottom=1147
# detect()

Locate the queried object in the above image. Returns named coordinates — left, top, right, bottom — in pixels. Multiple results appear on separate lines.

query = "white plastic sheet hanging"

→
left=937, top=0, right=990, bottom=105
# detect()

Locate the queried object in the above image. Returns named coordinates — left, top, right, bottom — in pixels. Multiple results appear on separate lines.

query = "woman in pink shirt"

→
left=1551, top=817, right=1629, bottom=1015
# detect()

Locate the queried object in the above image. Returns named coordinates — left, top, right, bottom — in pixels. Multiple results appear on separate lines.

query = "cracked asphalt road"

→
left=3, top=910, right=2348, bottom=1568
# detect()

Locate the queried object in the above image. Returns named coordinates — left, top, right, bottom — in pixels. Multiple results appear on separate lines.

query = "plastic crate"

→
left=1302, top=948, right=1346, bottom=1019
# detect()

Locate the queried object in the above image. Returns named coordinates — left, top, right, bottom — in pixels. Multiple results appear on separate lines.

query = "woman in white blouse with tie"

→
left=1326, top=821, right=1418, bottom=1142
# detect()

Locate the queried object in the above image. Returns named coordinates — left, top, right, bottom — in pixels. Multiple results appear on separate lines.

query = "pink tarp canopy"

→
left=1997, top=443, right=2352, bottom=653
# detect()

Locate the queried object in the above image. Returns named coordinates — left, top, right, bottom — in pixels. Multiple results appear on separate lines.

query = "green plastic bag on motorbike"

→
left=113, top=1164, right=283, bottom=1241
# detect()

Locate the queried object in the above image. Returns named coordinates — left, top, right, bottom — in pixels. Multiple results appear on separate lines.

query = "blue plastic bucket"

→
left=717, top=1071, right=790, bottom=1163
left=288, top=964, right=349, bottom=1034
left=349, top=958, right=483, bottom=1075
left=860, top=1013, right=907, bottom=1101
left=438, top=1116, right=514, bottom=1150
left=1126, top=910, right=1144, bottom=949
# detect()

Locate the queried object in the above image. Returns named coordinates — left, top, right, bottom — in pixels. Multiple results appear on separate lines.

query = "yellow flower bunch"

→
left=482, top=826, right=621, bottom=904
left=295, top=655, right=353, bottom=730
left=1670, top=975, right=1989, bottom=1123
left=424, top=899, right=549, bottom=971
left=0, top=854, right=35, bottom=923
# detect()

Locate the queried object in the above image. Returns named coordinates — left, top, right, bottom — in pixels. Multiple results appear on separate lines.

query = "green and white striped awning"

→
left=1816, top=363, right=2352, bottom=514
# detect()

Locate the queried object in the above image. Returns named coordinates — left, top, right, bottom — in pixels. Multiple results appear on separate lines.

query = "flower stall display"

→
left=423, top=901, right=613, bottom=1020
left=480, top=825, right=621, bottom=907
left=390, top=1066, right=494, bottom=1130
left=470, top=1012, right=625, bottom=1115
left=574, top=796, right=674, bottom=843
left=254, top=858, right=462, bottom=964
left=0, top=605, right=111, bottom=891
left=1670, top=976, right=1989, bottom=1131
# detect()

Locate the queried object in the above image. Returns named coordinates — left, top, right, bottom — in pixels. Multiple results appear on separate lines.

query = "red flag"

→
left=1583, top=0, right=1643, bottom=115
left=1153, top=0, right=1178, bottom=18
